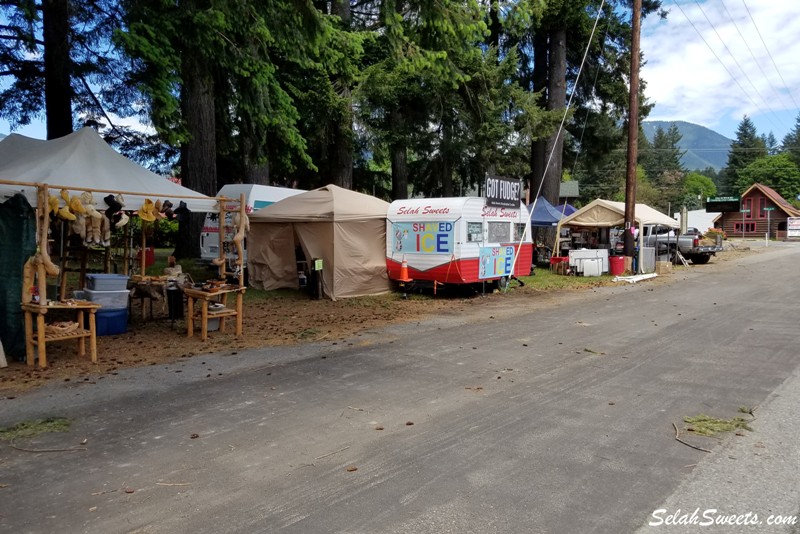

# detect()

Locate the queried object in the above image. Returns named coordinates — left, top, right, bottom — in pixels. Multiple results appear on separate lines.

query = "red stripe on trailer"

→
left=388, top=243, right=533, bottom=285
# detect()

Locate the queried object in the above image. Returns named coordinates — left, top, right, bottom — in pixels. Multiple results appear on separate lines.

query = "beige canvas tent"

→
left=556, top=199, right=679, bottom=273
left=247, top=185, right=391, bottom=300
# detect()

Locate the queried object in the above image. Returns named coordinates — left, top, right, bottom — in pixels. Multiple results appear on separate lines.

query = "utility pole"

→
left=624, top=0, right=642, bottom=260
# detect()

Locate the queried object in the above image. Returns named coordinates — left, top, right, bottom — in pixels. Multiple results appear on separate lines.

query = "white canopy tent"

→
left=0, top=127, right=217, bottom=212
left=556, top=199, right=679, bottom=273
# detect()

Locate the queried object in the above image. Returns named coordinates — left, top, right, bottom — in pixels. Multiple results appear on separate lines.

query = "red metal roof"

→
left=741, top=183, right=800, bottom=217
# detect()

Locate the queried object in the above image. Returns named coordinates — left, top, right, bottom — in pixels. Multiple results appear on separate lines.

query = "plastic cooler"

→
left=84, top=288, right=130, bottom=309
left=96, top=308, right=128, bottom=336
left=86, top=274, right=129, bottom=291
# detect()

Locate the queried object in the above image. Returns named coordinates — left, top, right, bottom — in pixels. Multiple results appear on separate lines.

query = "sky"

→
left=3, top=1, right=798, bottom=144
left=641, top=0, right=800, bottom=142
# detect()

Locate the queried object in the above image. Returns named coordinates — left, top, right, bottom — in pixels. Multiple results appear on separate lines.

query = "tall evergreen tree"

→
left=761, top=131, right=778, bottom=156
left=781, top=112, right=800, bottom=168
left=721, top=115, right=766, bottom=195
left=118, top=0, right=325, bottom=257
left=736, top=153, right=800, bottom=200
left=357, top=0, right=489, bottom=199
left=0, top=0, right=124, bottom=138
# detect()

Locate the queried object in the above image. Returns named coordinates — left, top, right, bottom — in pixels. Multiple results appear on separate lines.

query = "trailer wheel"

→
left=494, top=276, right=510, bottom=291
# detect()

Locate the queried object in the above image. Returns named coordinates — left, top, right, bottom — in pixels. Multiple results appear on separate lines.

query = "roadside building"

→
left=715, top=183, right=800, bottom=239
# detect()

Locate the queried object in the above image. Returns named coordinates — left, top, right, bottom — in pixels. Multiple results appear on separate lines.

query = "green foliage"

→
left=736, top=153, right=800, bottom=201
left=117, top=0, right=326, bottom=174
left=722, top=115, right=767, bottom=195
left=704, top=227, right=726, bottom=240
left=0, top=417, right=71, bottom=441
left=781, top=112, right=800, bottom=169
left=683, top=414, right=752, bottom=437
left=683, top=172, right=717, bottom=210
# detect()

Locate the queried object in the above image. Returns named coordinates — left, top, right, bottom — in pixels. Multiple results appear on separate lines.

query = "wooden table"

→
left=184, top=286, right=245, bottom=341
left=22, top=301, right=101, bottom=368
left=128, top=279, right=168, bottom=320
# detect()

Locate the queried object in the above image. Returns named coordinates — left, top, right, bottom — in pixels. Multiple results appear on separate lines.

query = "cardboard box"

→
left=655, top=261, right=672, bottom=275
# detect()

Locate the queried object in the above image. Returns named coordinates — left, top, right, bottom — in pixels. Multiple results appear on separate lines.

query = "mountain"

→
left=642, top=120, right=732, bottom=171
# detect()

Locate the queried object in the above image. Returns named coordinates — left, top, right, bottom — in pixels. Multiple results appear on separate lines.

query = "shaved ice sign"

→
left=392, top=222, right=454, bottom=254
left=479, top=246, right=515, bottom=279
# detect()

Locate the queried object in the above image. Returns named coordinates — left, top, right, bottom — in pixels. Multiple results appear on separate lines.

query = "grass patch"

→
left=296, top=327, right=321, bottom=340
left=516, top=268, right=616, bottom=291
left=683, top=414, right=753, bottom=437
left=0, top=417, right=71, bottom=441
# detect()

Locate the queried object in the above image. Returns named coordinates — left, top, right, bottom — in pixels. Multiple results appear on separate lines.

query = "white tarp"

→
left=558, top=199, right=679, bottom=228
left=0, top=127, right=217, bottom=212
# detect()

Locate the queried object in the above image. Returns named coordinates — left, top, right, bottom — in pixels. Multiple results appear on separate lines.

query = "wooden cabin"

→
left=716, top=183, right=800, bottom=239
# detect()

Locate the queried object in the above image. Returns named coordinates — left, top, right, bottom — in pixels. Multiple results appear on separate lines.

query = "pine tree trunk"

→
left=243, top=136, right=270, bottom=185
left=174, top=52, right=216, bottom=259
left=391, top=110, right=408, bottom=200
left=329, top=0, right=353, bottom=190
left=543, top=28, right=566, bottom=207
left=529, top=32, right=548, bottom=199
left=42, top=0, right=73, bottom=139
left=441, top=119, right=453, bottom=197
left=330, top=99, right=353, bottom=190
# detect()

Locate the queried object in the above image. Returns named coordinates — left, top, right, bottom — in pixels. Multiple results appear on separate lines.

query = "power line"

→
left=741, top=0, right=800, bottom=110
left=720, top=0, right=793, bottom=113
left=678, top=0, right=785, bottom=135
left=692, top=0, right=788, bottom=134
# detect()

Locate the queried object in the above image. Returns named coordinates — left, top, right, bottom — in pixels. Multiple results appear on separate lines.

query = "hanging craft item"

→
left=69, top=194, right=87, bottom=216
left=161, top=200, right=174, bottom=219
left=104, top=194, right=123, bottom=220
left=232, top=211, right=249, bottom=268
left=139, top=198, right=156, bottom=222
left=153, top=200, right=166, bottom=220
left=57, top=204, right=76, bottom=221
left=71, top=209, right=87, bottom=240
left=116, top=211, right=129, bottom=228
left=173, top=201, right=190, bottom=222
left=81, top=191, right=103, bottom=245
left=100, top=214, right=112, bottom=247
left=48, top=195, right=60, bottom=217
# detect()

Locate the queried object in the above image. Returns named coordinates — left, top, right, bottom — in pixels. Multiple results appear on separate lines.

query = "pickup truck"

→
left=641, top=225, right=722, bottom=265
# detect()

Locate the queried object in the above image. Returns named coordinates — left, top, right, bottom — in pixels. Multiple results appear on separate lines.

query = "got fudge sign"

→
left=485, top=175, right=522, bottom=208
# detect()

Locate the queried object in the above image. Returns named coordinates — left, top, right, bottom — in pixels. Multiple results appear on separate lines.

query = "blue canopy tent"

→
left=527, top=197, right=564, bottom=227
left=556, top=203, right=576, bottom=216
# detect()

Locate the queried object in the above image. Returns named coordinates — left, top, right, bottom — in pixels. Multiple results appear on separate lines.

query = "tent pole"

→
left=218, top=198, right=227, bottom=279
left=140, top=222, right=146, bottom=275
left=123, top=221, right=129, bottom=276
left=0, top=178, right=213, bottom=204
left=238, top=193, right=245, bottom=287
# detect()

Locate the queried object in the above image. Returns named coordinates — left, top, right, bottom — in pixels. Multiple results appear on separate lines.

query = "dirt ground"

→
left=0, top=243, right=763, bottom=396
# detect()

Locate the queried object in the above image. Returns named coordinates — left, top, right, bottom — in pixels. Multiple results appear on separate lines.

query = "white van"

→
left=200, top=184, right=305, bottom=266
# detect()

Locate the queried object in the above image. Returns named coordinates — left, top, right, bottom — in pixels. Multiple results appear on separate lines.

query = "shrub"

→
left=705, top=227, right=726, bottom=240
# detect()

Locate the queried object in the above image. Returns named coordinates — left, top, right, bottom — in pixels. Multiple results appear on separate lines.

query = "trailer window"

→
left=514, top=223, right=527, bottom=241
left=487, top=221, right=510, bottom=243
left=467, top=222, right=483, bottom=242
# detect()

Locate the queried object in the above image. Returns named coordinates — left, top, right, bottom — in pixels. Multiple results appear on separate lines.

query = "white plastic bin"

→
left=84, top=288, right=131, bottom=309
